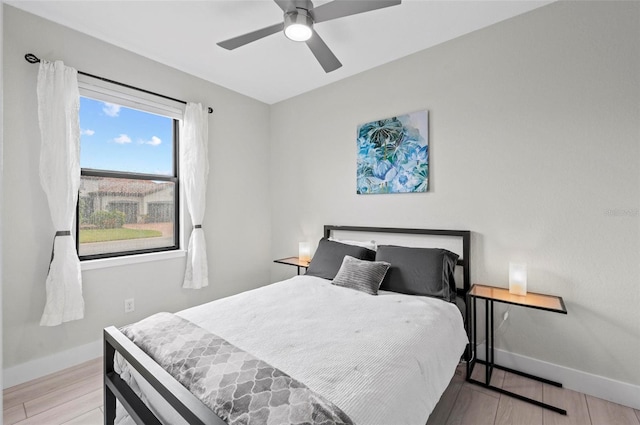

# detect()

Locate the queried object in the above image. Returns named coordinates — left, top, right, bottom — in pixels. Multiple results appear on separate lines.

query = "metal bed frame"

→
left=104, top=225, right=472, bottom=425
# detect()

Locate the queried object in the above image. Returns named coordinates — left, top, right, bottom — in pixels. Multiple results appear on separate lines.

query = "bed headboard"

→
left=323, top=225, right=471, bottom=298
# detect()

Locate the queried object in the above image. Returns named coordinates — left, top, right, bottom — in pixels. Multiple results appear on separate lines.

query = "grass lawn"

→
left=80, top=227, right=163, bottom=243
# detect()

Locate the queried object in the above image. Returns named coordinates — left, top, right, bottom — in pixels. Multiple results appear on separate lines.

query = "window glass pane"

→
left=79, top=97, right=174, bottom=175
left=78, top=176, right=175, bottom=257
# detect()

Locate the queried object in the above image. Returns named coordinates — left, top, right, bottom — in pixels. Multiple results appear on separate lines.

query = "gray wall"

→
left=269, top=1, right=640, bottom=386
left=2, top=6, right=272, bottom=369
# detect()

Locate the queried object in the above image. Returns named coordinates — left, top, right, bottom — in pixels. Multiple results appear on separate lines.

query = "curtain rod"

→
left=25, top=53, right=213, bottom=114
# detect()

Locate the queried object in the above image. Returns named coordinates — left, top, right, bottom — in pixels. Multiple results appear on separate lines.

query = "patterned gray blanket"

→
left=120, top=312, right=354, bottom=425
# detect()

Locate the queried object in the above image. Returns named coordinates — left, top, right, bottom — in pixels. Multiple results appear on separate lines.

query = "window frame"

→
left=76, top=98, right=181, bottom=261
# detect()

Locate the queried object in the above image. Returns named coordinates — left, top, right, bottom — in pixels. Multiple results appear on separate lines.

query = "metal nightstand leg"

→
left=466, top=297, right=567, bottom=415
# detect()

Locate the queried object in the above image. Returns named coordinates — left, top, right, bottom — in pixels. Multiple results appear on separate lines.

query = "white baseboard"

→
left=3, top=339, right=102, bottom=389
left=476, top=343, right=640, bottom=410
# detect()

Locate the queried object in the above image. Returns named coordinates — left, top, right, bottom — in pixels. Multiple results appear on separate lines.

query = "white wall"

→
left=1, top=0, right=5, bottom=407
left=2, top=5, right=272, bottom=374
left=270, top=0, right=640, bottom=391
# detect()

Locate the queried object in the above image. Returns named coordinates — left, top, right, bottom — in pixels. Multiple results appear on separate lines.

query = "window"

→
left=77, top=95, right=180, bottom=260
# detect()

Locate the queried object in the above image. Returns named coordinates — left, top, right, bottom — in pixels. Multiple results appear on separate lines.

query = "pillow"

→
left=328, top=237, right=377, bottom=251
left=332, top=256, right=390, bottom=295
left=375, top=245, right=459, bottom=302
left=305, top=238, right=376, bottom=280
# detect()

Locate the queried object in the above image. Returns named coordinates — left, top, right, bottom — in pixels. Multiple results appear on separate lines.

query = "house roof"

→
left=81, top=176, right=173, bottom=197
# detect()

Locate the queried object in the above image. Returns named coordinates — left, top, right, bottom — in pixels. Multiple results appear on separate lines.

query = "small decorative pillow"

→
left=332, top=255, right=391, bottom=295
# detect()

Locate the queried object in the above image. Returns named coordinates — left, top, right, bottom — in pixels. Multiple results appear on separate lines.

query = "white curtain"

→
left=37, top=60, right=84, bottom=326
left=181, top=103, right=209, bottom=289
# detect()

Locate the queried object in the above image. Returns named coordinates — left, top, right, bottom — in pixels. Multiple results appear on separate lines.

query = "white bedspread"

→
left=117, top=276, right=468, bottom=425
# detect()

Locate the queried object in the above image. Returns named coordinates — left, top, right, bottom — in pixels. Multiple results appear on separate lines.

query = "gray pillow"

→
left=306, top=238, right=376, bottom=280
left=332, top=256, right=391, bottom=295
left=375, top=245, right=459, bottom=302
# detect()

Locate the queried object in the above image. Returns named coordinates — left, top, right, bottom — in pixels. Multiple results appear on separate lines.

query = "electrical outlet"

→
left=124, top=298, right=135, bottom=313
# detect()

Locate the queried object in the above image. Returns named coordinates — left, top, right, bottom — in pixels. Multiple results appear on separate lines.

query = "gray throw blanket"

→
left=121, top=312, right=354, bottom=425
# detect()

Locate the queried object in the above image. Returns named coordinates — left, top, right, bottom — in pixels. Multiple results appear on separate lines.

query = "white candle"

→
left=509, top=262, right=527, bottom=296
left=299, top=242, right=311, bottom=263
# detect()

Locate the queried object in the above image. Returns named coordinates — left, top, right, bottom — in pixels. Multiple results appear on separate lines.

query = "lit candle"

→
left=509, top=262, right=527, bottom=296
left=299, top=242, right=311, bottom=263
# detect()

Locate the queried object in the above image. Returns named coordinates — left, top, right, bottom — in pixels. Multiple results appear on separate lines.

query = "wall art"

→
left=357, top=110, right=428, bottom=194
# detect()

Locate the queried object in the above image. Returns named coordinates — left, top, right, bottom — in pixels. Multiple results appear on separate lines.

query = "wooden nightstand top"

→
left=468, top=284, right=567, bottom=314
left=273, top=257, right=310, bottom=268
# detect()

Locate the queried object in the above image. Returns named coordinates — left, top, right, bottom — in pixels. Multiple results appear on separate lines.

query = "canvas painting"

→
left=357, top=110, right=429, bottom=194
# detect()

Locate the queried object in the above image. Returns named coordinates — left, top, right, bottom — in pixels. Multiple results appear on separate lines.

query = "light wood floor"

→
left=3, top=358, right=103, bottom=425
left=428, top=364, right=640, bottom=425
left=3, top=357, right=639, bottom=425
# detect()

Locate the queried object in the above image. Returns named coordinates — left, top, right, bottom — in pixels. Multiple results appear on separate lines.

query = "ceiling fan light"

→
left=284, top=10, right=313, bottom=42
left=285, top=24, right=312, bottom=41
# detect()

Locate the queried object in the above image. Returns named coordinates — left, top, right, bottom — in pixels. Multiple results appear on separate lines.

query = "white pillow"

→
left=328, top=237, right=377, bottom=251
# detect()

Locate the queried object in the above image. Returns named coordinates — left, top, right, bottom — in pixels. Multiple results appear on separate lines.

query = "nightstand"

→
left=466, top=284, right=568, bottom=415
left=273, top=257, right=310, bottom=275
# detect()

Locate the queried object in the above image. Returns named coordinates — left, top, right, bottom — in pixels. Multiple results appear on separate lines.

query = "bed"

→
left=104, top=225, right=471, bottom=425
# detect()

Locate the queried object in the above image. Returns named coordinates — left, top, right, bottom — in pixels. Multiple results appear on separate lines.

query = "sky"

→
left=79, top=97, right=174, bottom=175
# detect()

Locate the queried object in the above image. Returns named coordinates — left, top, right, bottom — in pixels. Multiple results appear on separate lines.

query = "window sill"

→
left=81, top=250, right=187, bottom=271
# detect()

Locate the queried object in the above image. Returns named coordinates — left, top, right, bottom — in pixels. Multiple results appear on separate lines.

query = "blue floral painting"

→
left=357, top=111, right=428, bottom=194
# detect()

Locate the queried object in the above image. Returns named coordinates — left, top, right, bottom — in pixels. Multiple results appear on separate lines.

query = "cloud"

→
left=102, top=102, right=121, bottom=117
left=144, top=136, right=162, bottom=146
left=81, top=128, right=95, bottom=136
left=113, top=134, right=132, bottom=144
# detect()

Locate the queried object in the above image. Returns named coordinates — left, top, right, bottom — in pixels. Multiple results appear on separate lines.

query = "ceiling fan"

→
left=217, top=0, right=402, bottom=73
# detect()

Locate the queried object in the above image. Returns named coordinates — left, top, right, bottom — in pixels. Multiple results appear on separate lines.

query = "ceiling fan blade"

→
left=306, top=30, right=342, bottom=73
left=273, top=0, right=296, bottom=12
left=312, top=0, right=401, bottom=23
left=217, top=22, right=284, bottom=50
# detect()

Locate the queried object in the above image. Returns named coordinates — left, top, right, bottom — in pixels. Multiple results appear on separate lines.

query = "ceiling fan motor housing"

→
left=284, top=8, right=314, bottom=41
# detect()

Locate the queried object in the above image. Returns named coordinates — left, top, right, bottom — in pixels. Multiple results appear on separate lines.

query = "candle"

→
left=299, top=242, right=311, bottom=263
left=509, top=262, right=527, bottom=296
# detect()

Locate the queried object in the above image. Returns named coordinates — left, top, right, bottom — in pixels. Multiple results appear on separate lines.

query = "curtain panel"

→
left=37, top=60, right=84, bottom=326
left=180, top=103, right=210, bottom=289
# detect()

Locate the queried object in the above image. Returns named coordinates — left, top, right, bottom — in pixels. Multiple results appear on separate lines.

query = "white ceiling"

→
left=8, top=0, right=553, bottom=104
